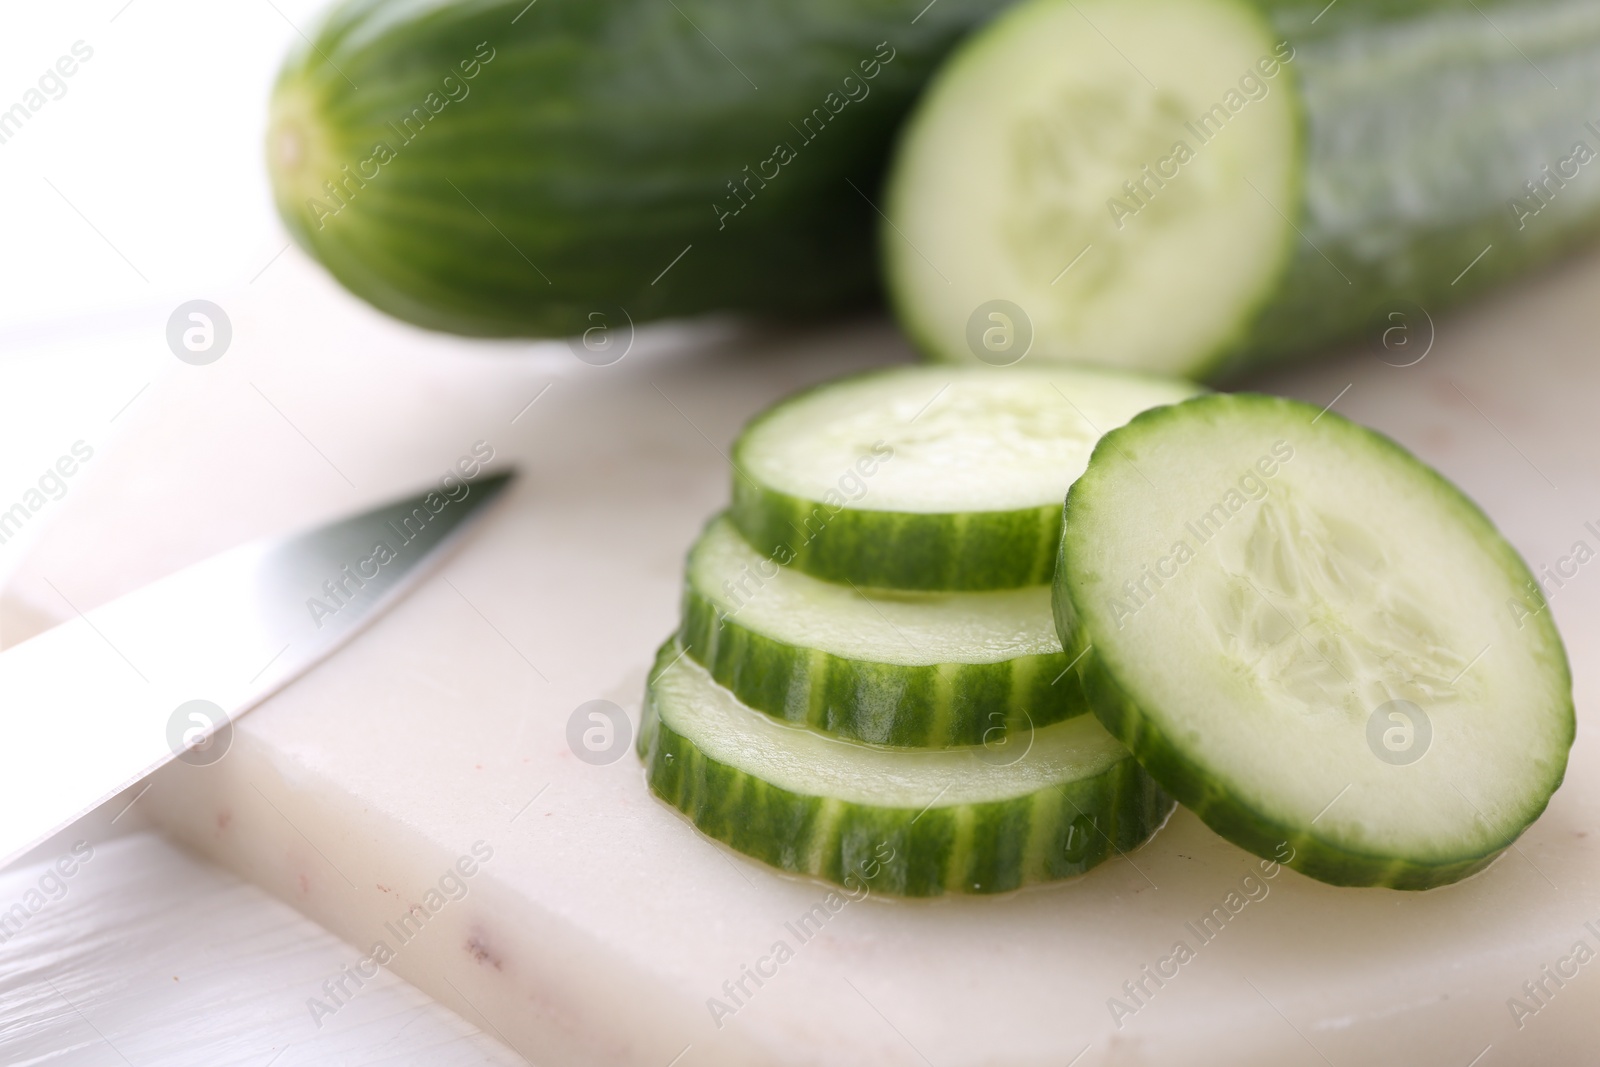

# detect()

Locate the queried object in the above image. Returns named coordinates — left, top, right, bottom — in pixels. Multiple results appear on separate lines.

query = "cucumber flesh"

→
left=641, top=641, right=1173, bottom=895
left=731, top=364, right=1203, bottom=590
left=1054, top=393, right=1574, bottom=888
left=886, top=0, right=1296, bottom=375
left=682, top=515, right=1086, bottom=748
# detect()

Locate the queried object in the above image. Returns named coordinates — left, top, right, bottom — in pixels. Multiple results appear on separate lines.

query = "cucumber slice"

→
left=641, top=642, right=1173, bottom=895
left=1054, top=393, right=1574, bottom=889
left=886, top=0, right=1600, bottom=379
left=682, top=515, right=1085, bottom=748
left=730, top=364, right=1202, bottom=591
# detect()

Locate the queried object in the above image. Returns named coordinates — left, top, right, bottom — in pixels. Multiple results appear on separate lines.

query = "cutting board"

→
left=3, top=245, right=1598, bottom=1066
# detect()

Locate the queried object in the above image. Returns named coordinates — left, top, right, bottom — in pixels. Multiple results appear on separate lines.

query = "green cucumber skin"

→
left=1211, top=0, right=1600, bottom=379
left=271, top=0, right=1009, bottom=337
left=1052, top=396, right=1576, bottom=890
left=680, top=580, right=1087, bottom=748
left=728, top=476, right=1061, bottom=591
left=641, top=648, right=1173, bottom=895
left=1191, top=0, right=1600, bottom=378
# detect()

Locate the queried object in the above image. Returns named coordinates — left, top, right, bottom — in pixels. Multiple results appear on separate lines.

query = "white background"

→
left=0, top=0, right=325, bottom=578
left=0, top=0, right=319, bottom=329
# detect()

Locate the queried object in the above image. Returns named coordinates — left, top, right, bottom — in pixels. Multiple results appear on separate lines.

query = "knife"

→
left=0, top=471, right=515, bottom=869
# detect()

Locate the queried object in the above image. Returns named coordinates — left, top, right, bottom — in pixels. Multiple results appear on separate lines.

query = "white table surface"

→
left=0, top=831, right=524, bottom=1067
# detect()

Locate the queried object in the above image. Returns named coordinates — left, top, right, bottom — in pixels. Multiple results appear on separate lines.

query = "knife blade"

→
left=0, top=471, right=514, bottom=868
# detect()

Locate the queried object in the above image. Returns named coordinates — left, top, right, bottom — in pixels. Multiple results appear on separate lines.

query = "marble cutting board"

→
left=2, top=246, right=1598, bottom=1066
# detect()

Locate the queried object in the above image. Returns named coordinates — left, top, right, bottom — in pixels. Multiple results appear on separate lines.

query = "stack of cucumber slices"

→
left=640, top=365, right=1201, bottom=896
left=641, top=368, right=1575, bottom=894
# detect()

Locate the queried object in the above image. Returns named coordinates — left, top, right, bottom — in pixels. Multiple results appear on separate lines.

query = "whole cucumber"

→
left=267, top=0, right=1008, bottom=338
left=884, top=0, right=1600, bottom=380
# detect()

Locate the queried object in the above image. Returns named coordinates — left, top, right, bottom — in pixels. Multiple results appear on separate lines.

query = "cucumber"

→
left=265, top=0, right=1010, bottom=338
left=886, top=0, right=1600, bottom=380
left=682, top=515, right=1086, bottom=748
left=1053, top=393, right=1574, bottom=889
left=640, top=641, right=1172, bottom=895
left=730, top=364, right=1203, bottom=591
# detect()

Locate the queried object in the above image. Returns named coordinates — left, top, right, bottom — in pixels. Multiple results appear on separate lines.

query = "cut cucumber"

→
left=887, top=0, right=1600, bottom=379
left=640, top=641, right=1172, bottom=895
left=1053, top=393, right=1574, bottom=889
left=730, top=364, right=1202, bottom=590
left=682, top=515, right=1085, bottom=748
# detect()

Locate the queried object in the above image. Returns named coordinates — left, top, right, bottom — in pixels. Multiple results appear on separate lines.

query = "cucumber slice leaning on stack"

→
left=885, top=0, right=1600, bottom=380
left=1053, top=393, right=1575, bottom=889
left=642, top=364, right=1199, bottom=895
